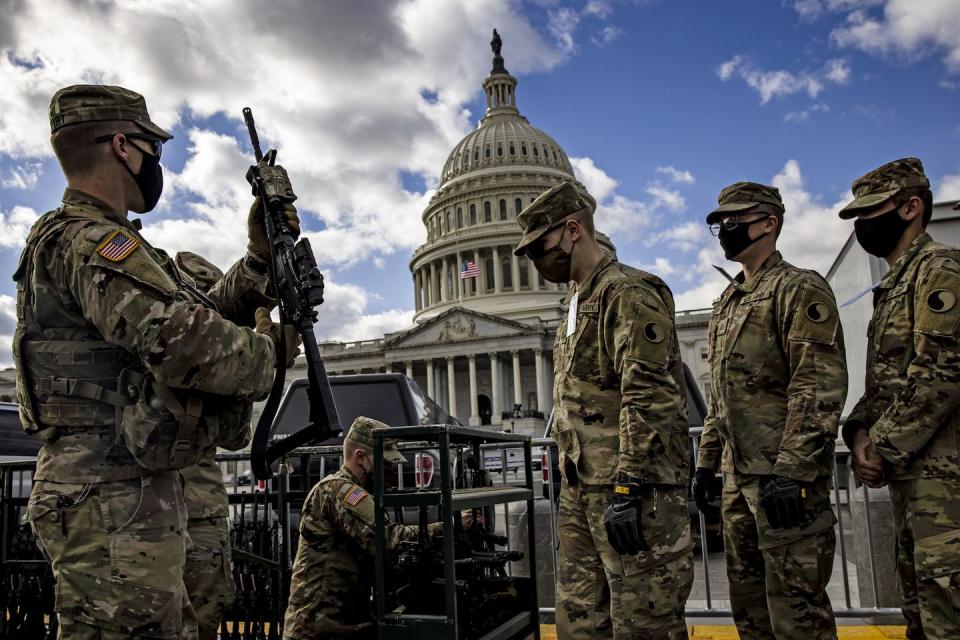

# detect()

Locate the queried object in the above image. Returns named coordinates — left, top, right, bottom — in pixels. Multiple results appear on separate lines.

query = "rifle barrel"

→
left=242, top=107, right=264, bottom=163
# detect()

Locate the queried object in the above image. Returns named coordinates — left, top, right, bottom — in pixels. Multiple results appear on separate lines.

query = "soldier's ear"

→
left=566, top=219, right=582, bottom=242
left=902, top=196, right=922, bottom=222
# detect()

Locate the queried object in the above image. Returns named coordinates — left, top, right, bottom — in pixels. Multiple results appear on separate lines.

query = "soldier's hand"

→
left=603, top=480, right=648, bottom=555
left=851, top=428, right=886, bottom=488
left=692, top=468, right=720, bottom=515
left=255, top=307, right=301, bottom=367
left=761, top=476, right=807, bottom=529
left=247, top=194, right=300, bottom=261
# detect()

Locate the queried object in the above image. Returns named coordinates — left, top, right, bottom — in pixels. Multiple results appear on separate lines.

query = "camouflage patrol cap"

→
left=514, top=181, right=596, bottom=256
left=49, top=84, right=173, bottom=140
left=706, top=182, right=784, bottom=224
left=838, top=157, right=930, bottom=219
left=346, top=416, right=406, bottom=463
left=174, top=251, right=224, bottom=292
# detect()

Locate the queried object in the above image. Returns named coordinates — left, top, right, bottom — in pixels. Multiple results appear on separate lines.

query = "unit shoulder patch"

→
left=789, top=285, right=838, bottom=345
left=916, top=267, right=960, bottom=338
left=96, top=229, right=140, bottom=262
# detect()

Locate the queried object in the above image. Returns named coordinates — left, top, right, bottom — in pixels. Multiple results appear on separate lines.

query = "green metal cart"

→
left=372, top=425, right=541, bottom=640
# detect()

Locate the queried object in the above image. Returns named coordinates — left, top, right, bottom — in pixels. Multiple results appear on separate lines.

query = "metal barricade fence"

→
left=0, top=430, right=903, bottom=635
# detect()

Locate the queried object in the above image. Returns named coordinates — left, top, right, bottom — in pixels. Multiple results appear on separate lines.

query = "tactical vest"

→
left=14, top=206, right=249, bottom=481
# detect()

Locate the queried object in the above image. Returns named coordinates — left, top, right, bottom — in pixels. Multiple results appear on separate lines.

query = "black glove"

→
left=692, top=468, right=720, bottom=515
left=603, top=480, right=648, bottom=555
left=761, top=476, right=807, bottom=529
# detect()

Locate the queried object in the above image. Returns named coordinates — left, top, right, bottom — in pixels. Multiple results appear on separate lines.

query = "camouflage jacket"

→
left=174, top=250, right=268, bottom=519
left=696, top=252, right=847, bottom=481
left=13, top=189, right=275, bottom=482
left=552, top=254, right=690, bottom=487
left=843, top=233, right=960, bottom=479
left=283, top=466, right=419, bottom=639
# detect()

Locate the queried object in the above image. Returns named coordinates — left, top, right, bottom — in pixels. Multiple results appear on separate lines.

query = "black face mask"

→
left=717, top=218, right=767, bottom=260
left=854, top=205, right=910, bottom=258
left=532, top=228, right=573, bottom=283
left=124, top=148, right=164, bottom=213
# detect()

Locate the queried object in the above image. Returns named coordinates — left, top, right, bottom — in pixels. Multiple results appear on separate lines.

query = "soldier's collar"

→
left=61, top=188, right=138, bottom=229
left=878, top=232, right=932, bottom=290
left=340, top=464, right=363, bottom=485
left=569, top=252, right=616, bottom=303
left=717, top=250, right=782, bottom=295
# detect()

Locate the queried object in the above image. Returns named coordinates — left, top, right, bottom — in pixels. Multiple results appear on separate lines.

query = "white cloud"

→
left=772, top=159, right=851, bottom=275
left=830, top=0, right=960, bottom=72
left=824, top=58, right=852, bottom=84
left=592, top=26, right=623, bottom=47
left=717, top=55, right=851, bottom=104
left=635, top=257, right=676, bottom=277
left=570, top=156, right=686, bottom=236
left=651, top=221, right=707, bottom=252
left=644, top=183, right=686, bottom=212
left=669, top=159, right=852, bottom=310
left=1, top=163, right=42, bottom=189
left=313, top=280, right=414, bottom=343
left=569, top=156, right=618, bottom=201
left=938, top=171, right=960, bottom=201
left=784, top=102, right=831, bottom=123
left=655, top=165, right=695, bottom=184
left=0, top=295, right=16, bottom=368
left=0, top=205, right=39, bottom=248
left=548, top=7, right=581, bottom=53
left=584, top=1, right=614, bottom=19
left=0, top=1, right=573, bottom=366
left=792, top=0, right=885, bottom=21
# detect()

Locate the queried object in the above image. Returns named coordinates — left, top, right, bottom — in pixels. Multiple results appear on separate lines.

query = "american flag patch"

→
left=345, top=487, right=368, bottom=506
left=96, top=229, right=140, bottom=262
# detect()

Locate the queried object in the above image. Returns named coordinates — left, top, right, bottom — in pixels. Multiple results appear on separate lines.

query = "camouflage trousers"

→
left=27, top=472, right=197, bottom=639
left=556, top=479, right=693, bottom=640
left=184, top=516, right=234, bottom=640
left=889, top=475, right=960, bottom=640
left=722, top=473, right=837, bottom=640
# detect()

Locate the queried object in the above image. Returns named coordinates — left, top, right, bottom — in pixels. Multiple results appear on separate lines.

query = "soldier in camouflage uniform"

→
left=15, top=85, right=300, bottom=639
left=839, top=158, right=960, bottom=640
left=282, top=417, right=420, bottom=640
left=174, top=251, right=276, bottom=640
left=692, top=182, right=847, bottom=640
left=514, top=181, right=693, bottom=640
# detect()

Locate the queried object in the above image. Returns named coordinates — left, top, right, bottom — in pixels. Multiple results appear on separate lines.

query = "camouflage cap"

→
left=49, top=84, right=174, bottom=140
left=514, top=181, right=596, bottom=256
left=346, top=416, right=406, bottom=463
left=705, top=182, right=784, bottom=224
left=174, top=251, right=224, bottom=292
left=838, top=157, right=930, bottom=219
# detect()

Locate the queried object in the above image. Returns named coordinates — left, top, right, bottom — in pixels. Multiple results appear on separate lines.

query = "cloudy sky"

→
left=0, top=0, right=958, bottom=367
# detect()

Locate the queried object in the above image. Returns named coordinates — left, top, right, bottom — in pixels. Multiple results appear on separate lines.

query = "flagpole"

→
left=456, top=230, right=463, bottom=305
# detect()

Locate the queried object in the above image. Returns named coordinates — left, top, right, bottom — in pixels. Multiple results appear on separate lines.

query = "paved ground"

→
left=539, top=625, right=907, bottom=639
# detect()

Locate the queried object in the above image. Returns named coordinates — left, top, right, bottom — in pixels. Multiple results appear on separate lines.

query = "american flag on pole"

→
left=460, top=260, right=480, bottom=279
left=96, top=229, right=140, bottom=262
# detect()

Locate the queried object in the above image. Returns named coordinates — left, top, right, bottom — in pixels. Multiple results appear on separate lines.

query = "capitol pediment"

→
left=386, top=307, right=537, bottom=349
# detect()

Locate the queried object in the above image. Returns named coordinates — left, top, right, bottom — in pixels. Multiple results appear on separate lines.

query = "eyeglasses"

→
left=95, top=132, right=163, bottom=159
left=709, top=215, right=768, bottom=237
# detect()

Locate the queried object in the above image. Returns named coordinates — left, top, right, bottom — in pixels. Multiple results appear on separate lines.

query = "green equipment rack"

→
left=372, top=425, right=541, bottom=640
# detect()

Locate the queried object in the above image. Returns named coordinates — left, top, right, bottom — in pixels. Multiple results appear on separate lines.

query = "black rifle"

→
left=243, top=107, right=342, bottom=480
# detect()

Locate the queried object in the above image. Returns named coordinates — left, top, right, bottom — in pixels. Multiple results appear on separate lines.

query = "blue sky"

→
left=0, top=0, right=958, bottom=365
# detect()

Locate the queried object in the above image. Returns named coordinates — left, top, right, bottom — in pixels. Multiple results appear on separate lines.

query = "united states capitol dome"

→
left=410, top=30, right=613, bottom=325
left=439, top=111, right=574, bottom=185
